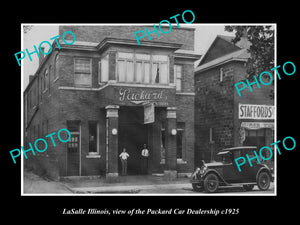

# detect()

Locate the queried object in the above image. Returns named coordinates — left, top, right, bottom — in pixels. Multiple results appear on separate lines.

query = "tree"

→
left=23, top=25, right=33, bottom=34
left=225, top=25, right=275, bottom=98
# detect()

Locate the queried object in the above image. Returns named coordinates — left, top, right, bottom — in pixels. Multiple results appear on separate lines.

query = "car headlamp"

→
left=199, top=166, right=207, bottom=175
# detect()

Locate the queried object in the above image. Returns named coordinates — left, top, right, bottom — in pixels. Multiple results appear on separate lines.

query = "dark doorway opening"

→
left=118, top=106, right=149, bottom=175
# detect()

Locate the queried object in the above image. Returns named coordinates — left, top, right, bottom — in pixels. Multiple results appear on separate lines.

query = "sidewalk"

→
left=62, top=174, right=191, bottom=194
left=23, top=170, right=72, bottom=194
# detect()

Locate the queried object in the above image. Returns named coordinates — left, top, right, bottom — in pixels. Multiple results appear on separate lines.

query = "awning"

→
left=241, top=122, right=274, bottom=130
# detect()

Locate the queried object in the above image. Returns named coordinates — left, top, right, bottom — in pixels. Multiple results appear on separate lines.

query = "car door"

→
left=222, top=152, right=244, bottom=183
left=239, top=150, right=257, bottom=182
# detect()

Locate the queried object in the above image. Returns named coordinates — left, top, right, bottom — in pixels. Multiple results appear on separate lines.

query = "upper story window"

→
left=54, top=54, right=59, bottom=80
left=74, top=58, right=92, bottom=87
left=116, top=52, right=169, bottom=85
left=220, top=67, right=224, bottom=82
left=99, top=54, right=109, bottom=83
left=174, top=64, right=182, bottom=91
left=43, top=69, right=48, bottom=91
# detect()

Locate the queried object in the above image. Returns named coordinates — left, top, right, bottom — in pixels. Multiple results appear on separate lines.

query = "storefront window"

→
left=244, top=128, right=267, bottom=158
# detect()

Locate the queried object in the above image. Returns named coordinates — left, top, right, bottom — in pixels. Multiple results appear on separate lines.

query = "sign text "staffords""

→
left=239, top=104, right=274, bottom=120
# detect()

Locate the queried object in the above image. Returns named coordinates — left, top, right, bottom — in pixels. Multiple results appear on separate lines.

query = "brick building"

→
left=24, top=25, right=200, bottom=180
left=194, top=35, right=275, bottom=167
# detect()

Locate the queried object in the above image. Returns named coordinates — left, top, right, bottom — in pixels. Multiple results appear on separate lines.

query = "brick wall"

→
left=176, top=95, right=195, bottom=172
left=232, top=61, right=274, bottom=147
left=59, top=25, right=195, bottom=50
left=24, top=49, right=62, bottom=180
left=24, top=25, right=197, bottom=178
left=195, top=63, right=236, bottom=164
left=195, top=60, right=274, bottom=166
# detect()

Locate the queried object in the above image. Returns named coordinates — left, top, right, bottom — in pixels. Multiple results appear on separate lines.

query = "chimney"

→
left=39, top=47, right=45, bottom=66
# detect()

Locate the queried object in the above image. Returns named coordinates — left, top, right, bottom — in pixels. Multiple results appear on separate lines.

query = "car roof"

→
left=220, top=146, right=257, bottom=152
left=217, top=151, right=230, bottom=155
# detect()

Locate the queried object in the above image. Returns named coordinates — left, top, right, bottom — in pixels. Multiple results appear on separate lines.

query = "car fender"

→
left=256, top=166, right=273, bottom=182
left=203, top=169, right=228, bottom=185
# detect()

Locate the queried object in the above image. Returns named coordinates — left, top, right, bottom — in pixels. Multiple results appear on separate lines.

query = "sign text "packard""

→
left=119, top=88, right=166, bottom=103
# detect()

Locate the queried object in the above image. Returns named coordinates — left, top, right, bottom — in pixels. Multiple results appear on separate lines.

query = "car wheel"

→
left=257, top=171, right=271, bottom=191
left=203, top=173, right=219, bottom=193
left=192, top=183, right=203, bottom=192
left=243, top=184, right=254, bottom=191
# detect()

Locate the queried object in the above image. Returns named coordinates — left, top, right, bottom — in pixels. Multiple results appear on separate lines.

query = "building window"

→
left=88, top=121, right=98, bottom=154
left=152, top=55, right=168, bottom=84
left=48, top=65, right=51, bottom=94
left=174, top=65, right=182, bottom=91
left=117, top=52, right=134, bottom=82
left=67, top=120, right=80, bottom=133
left=209, top=127, right=214, bottom=143
left=43, top=69, right=48, bottom=91
left=220, top=67, right=224, bottom=82
left=136, top=53, right=151, bottom=83
left=40, top=76, right=43, bottom=100
left=244, top=129, right=267, bottom=158
left=74, top=58, right=92, bottom=87
left=28, top=90, right=31, bottom=109
left=116, top=52, right=169, bottom=85
left=99, top=55, right=109, bottom=83
left=54, top=54, right=59, bottom=80
left=161, top=125, right=166, bottom=163
left=177, top=122, right=185, bottom=160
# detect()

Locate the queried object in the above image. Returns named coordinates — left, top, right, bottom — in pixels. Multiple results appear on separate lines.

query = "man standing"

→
left=141, top=144, right=149, bottom=174
left=119, top=148, right=129, bottom=176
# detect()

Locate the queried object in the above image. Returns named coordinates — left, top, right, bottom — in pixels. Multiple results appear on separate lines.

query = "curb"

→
left=63, top=183, right=190, bottom=194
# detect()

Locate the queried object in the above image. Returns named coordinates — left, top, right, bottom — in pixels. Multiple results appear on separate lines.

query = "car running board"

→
left=220, top=182, right=257, bottom=187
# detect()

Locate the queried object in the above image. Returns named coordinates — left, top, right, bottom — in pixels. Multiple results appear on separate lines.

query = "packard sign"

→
left=239, top=104, right=275, bottom=120
left=118, top=88, right=170, bottom=106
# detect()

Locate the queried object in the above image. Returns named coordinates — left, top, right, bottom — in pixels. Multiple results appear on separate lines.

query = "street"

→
left=23, top=170, right=275, bottom=195
left=137, top=183, right=275, bottom=194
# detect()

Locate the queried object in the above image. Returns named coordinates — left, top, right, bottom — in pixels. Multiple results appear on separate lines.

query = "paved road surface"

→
left=23, top=170, right=275, bottom=195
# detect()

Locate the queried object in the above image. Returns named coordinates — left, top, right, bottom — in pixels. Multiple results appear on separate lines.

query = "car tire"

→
left=257, top=171, right=271, bottom=191
left=203, top=173, right=219, bottom=193
left=243, top=184, right=254, bottom=191
left=192, top=183, right=203, bottom=192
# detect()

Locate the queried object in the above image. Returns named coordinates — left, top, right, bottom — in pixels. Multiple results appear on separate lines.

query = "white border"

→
left=21, top=23, right=277, bottom=196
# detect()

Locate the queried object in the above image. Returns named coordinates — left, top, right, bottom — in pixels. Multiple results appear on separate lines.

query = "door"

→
left=118, top=106, right=149, bottom=175
left=67, top=134, right=80, bottom=176
left=119, top=123, right=148, bottom=175
left=222, top=152, right=244, bottom=183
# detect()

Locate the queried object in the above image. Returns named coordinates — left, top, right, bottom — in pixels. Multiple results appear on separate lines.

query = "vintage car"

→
left=190, top=146, right=274, bottom=193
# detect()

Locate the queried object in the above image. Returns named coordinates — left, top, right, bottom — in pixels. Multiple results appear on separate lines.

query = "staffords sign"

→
left=119, top=88, right=169, bottom=106
left=239, top=104, right=274, bottom=120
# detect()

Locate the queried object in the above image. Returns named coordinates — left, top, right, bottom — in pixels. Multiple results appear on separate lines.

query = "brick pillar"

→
left=164, top=107, right=177, bottom=179
left=105, top=105, right=119, bottom=179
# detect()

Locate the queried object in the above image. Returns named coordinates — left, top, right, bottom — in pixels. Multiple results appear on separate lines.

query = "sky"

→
left=22, top=24, right=233, bottom=89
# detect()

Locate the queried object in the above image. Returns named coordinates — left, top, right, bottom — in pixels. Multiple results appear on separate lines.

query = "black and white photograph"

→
left=21, top=24, right=276, bottom=195
left=3, top=5, right=298, bottom=221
